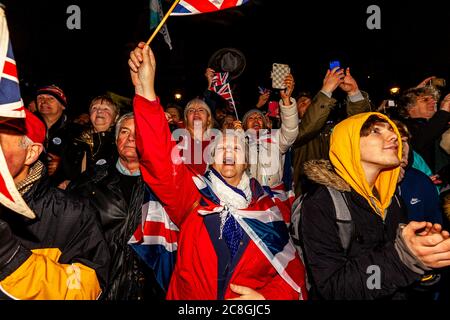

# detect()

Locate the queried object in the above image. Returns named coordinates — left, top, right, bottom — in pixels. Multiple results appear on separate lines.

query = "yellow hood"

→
left=329, top=112, right=402, bottom=219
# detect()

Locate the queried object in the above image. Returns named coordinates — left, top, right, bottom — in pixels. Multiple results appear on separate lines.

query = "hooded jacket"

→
left=299, top=112, right=426, bottom=300
left=292, top=91, right=372, bottom=196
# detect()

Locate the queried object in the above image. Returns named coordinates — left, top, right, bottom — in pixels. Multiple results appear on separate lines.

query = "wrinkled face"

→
left=37, top=94, right=65, bottom=118
left=90, top=102, right=116, bottom=131
left=166, top=107, right=181, bottom=123
left=116, top=118, right=137, bottom=161
left=211, top=135, right=247, bottom=186
left=360, top=122, right=400, bottom=170
left=186, top=103, right=210, bottom=133
left=245, top=112, right=265, bottom=131
left=409, top=95, right=437, bottom=119
left=0, top=130, right=27, bottom=179
left=297, top=97, right=312, bottom=118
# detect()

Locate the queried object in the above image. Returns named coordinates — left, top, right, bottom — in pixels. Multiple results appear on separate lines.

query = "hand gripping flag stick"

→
left=146, top=0, right=181, bottom=46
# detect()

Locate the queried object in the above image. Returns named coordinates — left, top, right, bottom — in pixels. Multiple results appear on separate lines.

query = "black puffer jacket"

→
left=68, top=165, right=164, bottom=300
left=0, top=172, right=110, bottom=299
left=299, top=161, right=423, bottom=300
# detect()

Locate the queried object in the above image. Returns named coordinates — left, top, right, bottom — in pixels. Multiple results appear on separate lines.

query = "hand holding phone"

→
left=329, top=60, right=341, bottom=71
left=271, top=63, right=290, bottom=89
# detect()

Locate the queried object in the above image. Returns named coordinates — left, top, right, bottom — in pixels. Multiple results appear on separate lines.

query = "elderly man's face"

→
left=37, top=94, right=64, bottom=119
left=409, top=95, right=437, bottom=119
left=211, top=134, right=247, bottom=187
left=116, top=118, right=138, bottom=162
left=0, top=130, right=28, bottom=181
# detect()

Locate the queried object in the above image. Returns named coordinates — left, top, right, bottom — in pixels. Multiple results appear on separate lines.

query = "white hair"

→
left=115, top=112, right=135, bottom=141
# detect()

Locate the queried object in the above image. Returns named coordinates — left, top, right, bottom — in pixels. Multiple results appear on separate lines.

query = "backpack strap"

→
left=326, top=187, right=353, bottom=253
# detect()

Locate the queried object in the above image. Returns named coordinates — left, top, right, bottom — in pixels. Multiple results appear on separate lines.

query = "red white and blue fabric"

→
left=128, top=185, right=179, bottom=291
left=210, top=72, right=236, bottom=110
left=0, top=8, right=24, bottom=118
left=193, top=171, right=305, bottom=298
left=0, top=7, right=34, bottom=219
left=171, top=0, right=249, bottom=16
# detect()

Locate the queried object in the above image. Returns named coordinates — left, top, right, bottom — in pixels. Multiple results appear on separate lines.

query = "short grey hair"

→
left=115, top=112, right=135, bottom=140
left=183, top=98, right=214, bottom=130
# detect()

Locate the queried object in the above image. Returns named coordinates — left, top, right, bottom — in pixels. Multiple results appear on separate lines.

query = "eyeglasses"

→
left=187, top=108, right=207, bottom=114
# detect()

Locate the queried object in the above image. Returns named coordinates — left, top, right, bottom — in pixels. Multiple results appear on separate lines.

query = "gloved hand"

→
left=0, top=219, right=21, bottom=270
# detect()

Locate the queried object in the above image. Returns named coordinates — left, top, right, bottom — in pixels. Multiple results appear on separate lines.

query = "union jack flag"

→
left=171, top=0, right=249, bottom=16
left=194, top=172, right=307, bottom=298
left=210, top=72, right=236, bottom=110
left=0, top=6, right=35, bottom=219
left=129, top=186, right=179, bottom=292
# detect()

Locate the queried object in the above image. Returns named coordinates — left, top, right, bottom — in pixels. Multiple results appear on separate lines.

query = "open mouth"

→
left=223, top=157, right=235, bottom=165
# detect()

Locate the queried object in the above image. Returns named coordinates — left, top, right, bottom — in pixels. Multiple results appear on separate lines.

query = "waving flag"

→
left=171, top=0, right=249, bottom=16
left=0, top=5, right=35, bottom=219
left=150, top=0, right=173, bottom=49
left=0, top=6, right=24, bottom=118
left=210, top=72, right=236, bottom=113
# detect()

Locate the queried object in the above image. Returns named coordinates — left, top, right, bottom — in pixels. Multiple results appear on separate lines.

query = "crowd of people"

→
left=1, top=41, right=450, bottom=301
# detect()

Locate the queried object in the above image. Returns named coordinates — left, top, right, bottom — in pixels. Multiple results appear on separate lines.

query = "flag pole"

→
left=146, top=0, right=181, bottom=46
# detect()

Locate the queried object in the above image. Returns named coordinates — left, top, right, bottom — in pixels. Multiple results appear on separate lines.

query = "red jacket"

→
left=134, top=95, right=306, bottom=300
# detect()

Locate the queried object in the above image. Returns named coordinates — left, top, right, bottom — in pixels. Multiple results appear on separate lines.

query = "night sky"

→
left=3, top=0, right=450, bottom=117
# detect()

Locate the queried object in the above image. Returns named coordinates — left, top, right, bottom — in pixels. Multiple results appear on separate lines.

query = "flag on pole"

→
left=210, top=72, right=237, bottom=117
left=0, top=5, right=35, bottom=219
left=171, top=0, right=249, bottom=16
left=150, top=0, right=173, bottom=50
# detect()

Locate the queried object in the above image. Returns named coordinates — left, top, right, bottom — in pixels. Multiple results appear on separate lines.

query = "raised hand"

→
left=205, top=68, right=215, bottom=89
left=256, top=91, right=270, bottom=108
left=339, top=67, right=359, bottom=96
left=322, top=67, right=344, bottom=95
left=280, top=73, right=295, bottom=106
left=440, top=93, right=450, bottom=112
left=416, top=76, right=436, bottom=88
left=128, top=42, right=157, bottom=101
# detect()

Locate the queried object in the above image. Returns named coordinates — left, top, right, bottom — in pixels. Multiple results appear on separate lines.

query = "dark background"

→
left=3, top=0, right=450, bottom=117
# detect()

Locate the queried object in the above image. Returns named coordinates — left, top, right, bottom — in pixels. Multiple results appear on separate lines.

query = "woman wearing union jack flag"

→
left=128, top=42, right=307, bottom=300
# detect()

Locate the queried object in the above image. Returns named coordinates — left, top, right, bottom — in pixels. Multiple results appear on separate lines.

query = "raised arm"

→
left=277, top=73, right=299, bottom=154
left=129, top=43, right=199, bottom=227
left=293, top=67, right=343, bottom=147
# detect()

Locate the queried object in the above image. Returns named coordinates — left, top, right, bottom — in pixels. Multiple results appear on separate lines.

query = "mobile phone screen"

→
left=329, top=60, right=340, bottom=70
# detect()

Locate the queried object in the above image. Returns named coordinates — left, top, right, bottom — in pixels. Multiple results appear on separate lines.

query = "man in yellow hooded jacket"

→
left=299, top=112, right=450, bottom=300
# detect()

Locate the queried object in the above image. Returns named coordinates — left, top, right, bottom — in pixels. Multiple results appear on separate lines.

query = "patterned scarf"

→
left=206, top=168, right=251, bottom=258
left=16, top=161, right=45, bottom=196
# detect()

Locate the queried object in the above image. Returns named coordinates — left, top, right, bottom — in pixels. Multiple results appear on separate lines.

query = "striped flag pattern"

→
left=171, top=0, right=249, bottom=16
left=0, top=6, right=35, bottom=219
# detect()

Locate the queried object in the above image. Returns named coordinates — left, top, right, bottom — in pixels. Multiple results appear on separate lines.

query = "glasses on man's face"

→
left=187, top=108, right=207, bottom=114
